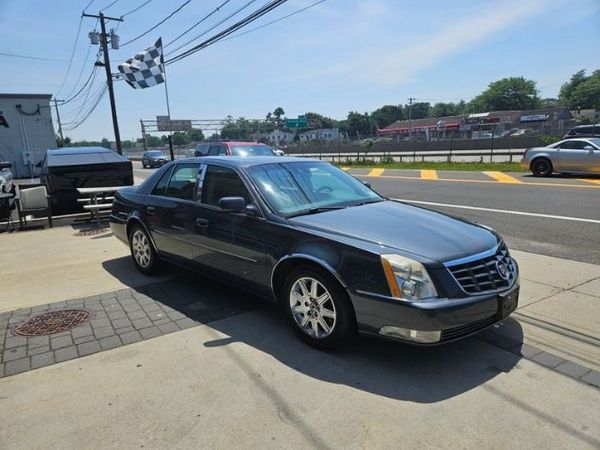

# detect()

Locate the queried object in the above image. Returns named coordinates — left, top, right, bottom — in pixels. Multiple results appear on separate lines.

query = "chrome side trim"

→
left=270, top=254, right=348, bottom=294
left=443, top=243, right=500, bottom=268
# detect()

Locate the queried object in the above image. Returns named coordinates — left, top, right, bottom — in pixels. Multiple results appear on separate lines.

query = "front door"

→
left=557, top=140, right=599, bottom=173
left=189, top=164, right=267, bottom=290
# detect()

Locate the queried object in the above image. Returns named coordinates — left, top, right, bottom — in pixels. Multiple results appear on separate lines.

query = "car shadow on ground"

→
left=103, top=257, right=524, bottom=404
left=521, top=173, right=600, bottom=179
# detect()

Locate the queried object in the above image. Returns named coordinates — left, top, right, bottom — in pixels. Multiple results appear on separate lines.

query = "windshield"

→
left=230, top=145, right=274, bottom=156
left=148, top=151, right=165, bottom=156
left=247, top=161, right=382, bottom=217
left=589, top=138, right=600, bottom=147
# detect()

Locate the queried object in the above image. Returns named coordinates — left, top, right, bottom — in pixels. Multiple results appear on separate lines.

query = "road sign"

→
left=286, top=116, right=308, bottom=128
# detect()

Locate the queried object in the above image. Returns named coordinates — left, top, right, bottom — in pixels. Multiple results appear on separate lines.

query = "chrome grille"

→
left=446, top=243, right=516, bottom=295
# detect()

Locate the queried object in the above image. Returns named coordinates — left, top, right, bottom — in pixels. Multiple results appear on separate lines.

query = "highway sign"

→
left=286, top=116, right=308, bottom=128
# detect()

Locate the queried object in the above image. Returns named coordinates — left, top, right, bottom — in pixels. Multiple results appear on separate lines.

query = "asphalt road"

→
left=133, top=162, right=600, bottom=264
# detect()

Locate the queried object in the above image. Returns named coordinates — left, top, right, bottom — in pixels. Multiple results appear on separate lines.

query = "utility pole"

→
left=407, top=97, right=415, bottom=159
left=83, top=12, right=123, bottom=155
left=140, top=119, right=147, bottom=151
left=53, top=98, right=64, bottom=143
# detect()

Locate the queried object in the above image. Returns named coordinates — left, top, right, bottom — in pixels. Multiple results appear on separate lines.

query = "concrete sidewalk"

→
left=0, top=226, right=599, bottom=448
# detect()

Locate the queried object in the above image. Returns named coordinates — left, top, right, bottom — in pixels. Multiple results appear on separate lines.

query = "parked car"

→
left=111, top=157, right=519, bottom=349
left=142, top=150, right=168, bottom=168
left=0, top=162, right=14, bottom=193
left=563, top=124, right=600, bottom=139
left=520, top=138, right=600, bottom=176
left=193, top=141, right=276, bottom=157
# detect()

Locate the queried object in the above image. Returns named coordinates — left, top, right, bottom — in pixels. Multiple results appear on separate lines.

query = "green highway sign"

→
left=286, top=115, right=308, bottom=128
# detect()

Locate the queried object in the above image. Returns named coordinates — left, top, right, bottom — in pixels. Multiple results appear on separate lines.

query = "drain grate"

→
left=73, top=228, right=110, bottom=237
left=13, top=309, right=93, bottom=336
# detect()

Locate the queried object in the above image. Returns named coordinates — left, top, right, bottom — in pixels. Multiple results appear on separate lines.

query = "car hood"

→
left=288, top=200, right=498, bottom=265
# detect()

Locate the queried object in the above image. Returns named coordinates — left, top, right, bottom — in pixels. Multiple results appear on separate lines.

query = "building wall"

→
left=0, top=94, right=55, bottom=178
left=299, top=128, right=340, bottom=142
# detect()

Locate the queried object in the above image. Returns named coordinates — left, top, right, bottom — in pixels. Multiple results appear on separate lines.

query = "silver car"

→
left=520, top=138, right=600, bottom=176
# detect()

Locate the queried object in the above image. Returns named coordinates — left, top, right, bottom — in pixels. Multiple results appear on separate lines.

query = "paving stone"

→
left=27, top=335, right=50, bottom=349
left=93, top=327, right=115, bottom=339
left=139, top=326, right=162, bottom=340
left=54, top=346, right=78, bottom=362
left=554, top=361, right=591, bottom=379
left=0, top=363, right=4, bottom=377
left=112, top=318, right=132, bottom=329
left=4, top=346, right=27, bottom=362
left=131, top=318, right=153, bottom=330
left=28, top=345, right=51, bottom=357
left=5, top=357, right=31, bottom=376
left=74, top=335, right=96, bottom=345
left=72, top=325, right=93, bottom=339
left=166, top=310, right=187, bottom=321
left=116, top=326, right=136, bottom=335
left=107, top=310, right=127, bottom=320
left=580, top=371, right=600, bottom=388
left=90, top=318, right=111, bottom=329
left=153, top=318, right=171, bottom=326
left=31, top=304, right=49, bottom=313
left=93, top=311, right=109, bottom=321
left=120, top=330, right=142, bottom=345
left=530, top=351, right=564, bottom=369
left=77, top=341, right=101, bottom=356
left=127, top=310, right=149, bottom=321
left=176, top=318, right=198, bottom=330
left=517, top=343, right=543, bottom=359
left=99, top=335, right=122, bottom=350
left=122, top=303, right=142, bottom=313
left=31, top=352, right=55, bottom=369
left=50, top=335, right=73, bottom=351
left=158, top=322, right=180, bottom=335
left=5, top=336, right=27, bottom=349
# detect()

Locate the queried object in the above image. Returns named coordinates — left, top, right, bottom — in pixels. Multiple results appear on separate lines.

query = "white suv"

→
left=0, top=162, right=14, bottom=193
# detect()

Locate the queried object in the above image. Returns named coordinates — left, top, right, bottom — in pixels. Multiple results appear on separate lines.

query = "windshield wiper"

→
left=354, top=199, right=384, bottom=206
left=286, top=205, right=347, bottom=218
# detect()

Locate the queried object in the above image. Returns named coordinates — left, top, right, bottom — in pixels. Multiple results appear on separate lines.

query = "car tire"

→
left=282, top=266, right=356, bottom=349
left=531, top=158, right=553, bottom=177
left=142, top=162, right=147, bottom=168
left=129, top=224, right=161, bottom=275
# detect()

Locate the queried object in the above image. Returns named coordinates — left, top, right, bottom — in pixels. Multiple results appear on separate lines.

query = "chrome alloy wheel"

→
left=132, top=230, right=152, bottom=268
left=289, top=277, right=337, bottom=339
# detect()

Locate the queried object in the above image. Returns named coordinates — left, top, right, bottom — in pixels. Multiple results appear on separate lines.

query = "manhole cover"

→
left=13, top=309, right=93, bottom=336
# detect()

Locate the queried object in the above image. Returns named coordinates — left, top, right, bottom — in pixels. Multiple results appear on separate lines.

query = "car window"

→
left=200, top=165, right=251, bottom=207
left=165, top=163, right=200, bottom=200
left=560, top=140, right=586, bottom=150
left=208, top=145, right=225, bottom=156
left=230, top=145, right=275, bottom=156
left=150, top=166, right=174, bottom=196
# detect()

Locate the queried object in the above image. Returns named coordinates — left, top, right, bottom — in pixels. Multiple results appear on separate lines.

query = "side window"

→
left=200, top=165, right=251, bottom=207
left=218, top=146, right=228, bottom=156
left=208, top=145, right=220, bottom=156
left=165, top=163, right=200, bottom=200
left=562, top=141, right=586, bottom=150
left=150, top=166, right=174, bottom=196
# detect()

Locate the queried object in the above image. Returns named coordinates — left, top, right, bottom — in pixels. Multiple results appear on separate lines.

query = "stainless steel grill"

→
left=446, top=243, right=516, bottom=295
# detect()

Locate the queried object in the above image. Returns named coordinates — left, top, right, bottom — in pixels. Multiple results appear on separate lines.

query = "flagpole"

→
left=161, top=49, right=175, bottom=161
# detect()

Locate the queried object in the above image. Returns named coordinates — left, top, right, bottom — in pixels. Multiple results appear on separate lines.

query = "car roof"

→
left=176, top=156, right=319, bottom=168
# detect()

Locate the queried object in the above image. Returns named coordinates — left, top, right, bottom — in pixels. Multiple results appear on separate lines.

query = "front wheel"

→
left=531, top=158, right=553, bottom=177
left=129, top=224, right=161, bottom=275
left=283, top=267, right=356, bottom=349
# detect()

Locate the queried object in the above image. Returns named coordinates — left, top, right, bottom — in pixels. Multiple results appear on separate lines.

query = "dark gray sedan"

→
left=110, top=157, right=519, bottom=348
left=521, top=138, right=600, bottom=176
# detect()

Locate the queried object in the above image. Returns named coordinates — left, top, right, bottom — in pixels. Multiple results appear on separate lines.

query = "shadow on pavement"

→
left=102, top=257, right=523, bottom=404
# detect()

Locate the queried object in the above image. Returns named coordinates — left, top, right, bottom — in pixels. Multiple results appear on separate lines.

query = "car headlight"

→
left=381, top=254, right=438, bottom=301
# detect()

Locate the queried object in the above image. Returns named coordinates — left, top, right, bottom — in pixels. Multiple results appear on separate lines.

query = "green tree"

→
left=541, top=98, right=560, bottom=108
left=346, top=111, right=372, bottom=137
left=370, top=105, right=403, bottom=128
left=100, top=138, right=111, bottom=149
left=188, top=128, right=205, bottom=142
left=303, top=112, right=337, bottom=129
left=405, top=102, right=431, bottom=119
left=430, top=102, right=464, bottom=117
left=146, top=136, right=163, bottom=147
left=559, top=69, right=600, bottom=110
left=469, top=77, right=541, bottom=112
left=171, top=131, right=191, bottom=146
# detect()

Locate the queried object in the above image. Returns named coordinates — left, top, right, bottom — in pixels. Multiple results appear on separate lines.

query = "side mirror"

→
left=584, top=145, right=594, bottom=151
left=362, top=181, right=372, bottom=189
left=219, top=196, right=246, bottom=212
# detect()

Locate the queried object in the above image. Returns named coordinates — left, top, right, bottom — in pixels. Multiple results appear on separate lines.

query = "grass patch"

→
left=337, top=161, right=525, bottom=172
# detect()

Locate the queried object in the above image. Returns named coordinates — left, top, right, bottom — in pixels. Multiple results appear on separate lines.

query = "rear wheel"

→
left=129, top=224, right=161, bottom=275
left=282, top=267, right=356, bottom=349
left=531, top=158, right=553, bottom=177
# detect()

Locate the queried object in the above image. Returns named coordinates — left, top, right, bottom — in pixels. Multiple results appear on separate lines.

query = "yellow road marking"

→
left=483, top=171, right=522, bottom=184
left=368, top=168, right=385, bottom=177
left=360, top=173, right=600, bottom=189
left=340, top=167, right=350, bottom=171
left=421, top=170, right=438, bottom=180
left=577, top=178, right=600, bottom=185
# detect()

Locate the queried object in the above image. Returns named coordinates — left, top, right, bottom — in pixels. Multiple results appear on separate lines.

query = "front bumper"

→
left=350, top=282, right=519, bottom=345
left=519, top=158, right=530, bottom=170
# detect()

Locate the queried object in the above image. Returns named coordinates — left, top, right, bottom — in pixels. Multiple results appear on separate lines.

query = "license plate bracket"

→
left=497, top=287, right=519, bottom=319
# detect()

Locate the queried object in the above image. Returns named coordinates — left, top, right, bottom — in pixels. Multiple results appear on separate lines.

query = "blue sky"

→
left=1, top=0, right=599, bottom=141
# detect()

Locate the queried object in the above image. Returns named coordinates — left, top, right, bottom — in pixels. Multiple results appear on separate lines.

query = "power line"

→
left=56, top=15, right=85, bottom=96
left=164, top=0, right=233, bottom=48
left=120, top=0, right=192, bottom=47
left=0, top=51, right=77, bottom=62
left=83, top=0, right=96, bottom=13
left=100, top=0, right=121, bottom=12
left=60, top=65, right=99, bottom=106
left=166, top=0, right=288, bottom=65
left=121, top=0, right=153, bottom=17
left=165, top=0, right=257, bottom=54
left=64, top=84, right=109, bottom=130
left=221, top=0, right=326, bottom=43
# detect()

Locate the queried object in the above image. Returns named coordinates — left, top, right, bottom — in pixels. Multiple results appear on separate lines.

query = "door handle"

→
left=195, top=218, right=209, bottom=228
left=147, top=206, right=156, bottom=215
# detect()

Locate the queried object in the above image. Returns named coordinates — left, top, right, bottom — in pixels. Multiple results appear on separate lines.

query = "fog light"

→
left=379, top=326, right=441, bottom=343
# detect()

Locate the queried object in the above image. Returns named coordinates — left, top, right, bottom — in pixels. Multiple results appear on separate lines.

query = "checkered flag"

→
left=118, top=38, right=165, bottom=89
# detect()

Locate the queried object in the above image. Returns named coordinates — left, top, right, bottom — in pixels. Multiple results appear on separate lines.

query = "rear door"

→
left=145, top=163, right=201, bottom=262
left=188, top=163, right=267, bottom=289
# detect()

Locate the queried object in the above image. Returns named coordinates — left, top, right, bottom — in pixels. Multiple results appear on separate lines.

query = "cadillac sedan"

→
left=521, top=138, right=600, bottom=176
left=110, top=157, right=519, bottom=348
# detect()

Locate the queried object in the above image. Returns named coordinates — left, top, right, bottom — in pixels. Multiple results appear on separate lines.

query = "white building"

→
left=253, top=130, right=295, bottom=145
left=0, top=93, right=56, bottom=178
left=299, top=128, right=340, bottom=142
